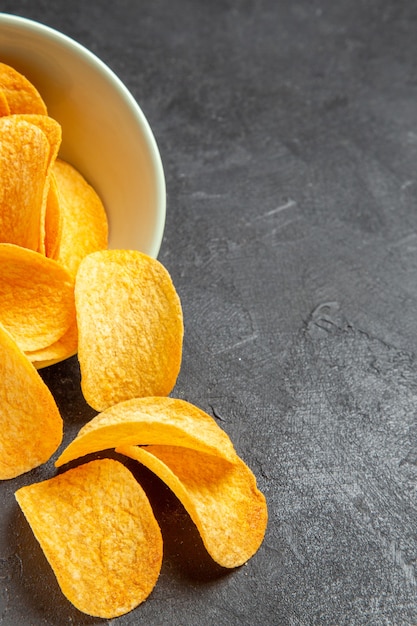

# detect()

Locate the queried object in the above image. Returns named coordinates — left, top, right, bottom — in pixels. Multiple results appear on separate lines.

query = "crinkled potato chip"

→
left=56, top=397, right=238, bottom=467
left=43, top=172, right=62, bottom=260
left=15, top=459, right=163, bottom=618
left=0, top=88, right=10, bottom=116
left=0, top=243, right=75, bottom=352
left=0, top=116, right=50, bottom=250
left=26, top=320, right=78, bottom=369
left=0, top=62, right=47, bottom=114
left=0, top=323, right=62, bottom=479
left=11, top=113, right=62, bottom=166
left=75, top=250, right=183, bottom=411
left=9, top=114, right=63, bottom=255
left=53, top=159, right=108, bottom=277
left=116, top=445, right=268, bottom=568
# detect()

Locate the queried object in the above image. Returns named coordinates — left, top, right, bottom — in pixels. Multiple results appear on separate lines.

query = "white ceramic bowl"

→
left=0, top=13, right=166, bottom=258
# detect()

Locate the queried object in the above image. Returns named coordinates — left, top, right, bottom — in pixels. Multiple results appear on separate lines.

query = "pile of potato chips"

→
left=0, top=62, right=268, bottom=619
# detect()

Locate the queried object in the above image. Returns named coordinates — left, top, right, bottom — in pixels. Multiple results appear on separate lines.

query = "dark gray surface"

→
left=1, top=0, right=417, bottom=624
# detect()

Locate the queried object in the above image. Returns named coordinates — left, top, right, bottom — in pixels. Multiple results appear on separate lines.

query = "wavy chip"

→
left=0, top=323, right=62, bottom=479
left=11, top=113, right=62, bottom=166
left=53, top=159, right=108, bottom=277
left=55, top=397, right=237, bottom=467
left=15, top=459, right=162, bottom=618
left=9, top=114, right=62, bottom=255
left=43, top=172, right=63, bottom=260
left=0, top=62, right=47, bottom=114
left=0, top=88, right=10, bottom=116
left=75, top=250, right=183, bottom=411
left=0, top=243, right=75, bottom=352
left=0, top=116, right=50, bottom=250
left=26, top=320, right=78, bottom=369
left=117, top=444, right=268, bottom=568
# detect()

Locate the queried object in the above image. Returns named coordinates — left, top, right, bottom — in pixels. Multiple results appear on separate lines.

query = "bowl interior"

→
left=0, top=13, right=166, bottom=257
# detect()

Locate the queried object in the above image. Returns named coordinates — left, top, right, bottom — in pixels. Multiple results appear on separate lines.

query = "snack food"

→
left=0, top=115, right=50, bottom=250
left=53, top=158, right=108, bottom=277
left=15, top=459, right=163, bottom=618
left=55, top=396, right=238, bottom=467
left=117, top=444, right=268, bottom=568
left=0, top=61, right=47, bottom=114
left=25, top=320, right=78, bottom=369
left=0, top=322, right=62, bottom=479
left=0, top=61, right=268, bottom=619
left=0, top=64, right=108, bottom=370
left=75, top=250, right=183, bottom=411
left=0, top=243, right=75, bottom=352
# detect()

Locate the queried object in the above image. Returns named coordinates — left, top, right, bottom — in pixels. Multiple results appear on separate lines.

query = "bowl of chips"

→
left=0, top=12, right=166, bottom=257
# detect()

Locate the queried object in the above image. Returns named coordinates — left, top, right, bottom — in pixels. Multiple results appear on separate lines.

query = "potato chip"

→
left=0, top=116, right=50, bottom=250
left=0, top=62, right=47, bottom=114
left=0, top=323, right=62, bottom=479
left=55, top=397, right=238, bottom=467
left=75, top=250, right=183, bottom=411
left=0, top=88, right=10, bottom=116
left=0, top=243, right=75, bottom=352
left=9, top=114, right=63, bottom=255
left=26, top=320, right=78, bottom=369
left=15, top=459, right=162, bottom=618
left=11, top=113, right=62, bottom=166
left=53, top=159, right=108, bottom=276
left=43, top=172, right=62, bottom=260
left=116, top=445, right=268, bottom=568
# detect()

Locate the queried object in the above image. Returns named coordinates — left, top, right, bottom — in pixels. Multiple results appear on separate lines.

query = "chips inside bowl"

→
left=0, top=61, right=47, bottom=115
left=0, top=116, right=50, bottom=251
left=15, top=459, right=163, bottom=618
left=52, top=158, right=108, bottom=277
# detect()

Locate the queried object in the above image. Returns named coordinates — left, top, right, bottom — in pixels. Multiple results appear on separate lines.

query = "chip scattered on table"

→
left=55, top=396, right=238, bottom=467
left=15, top=459, right=163, bottom=618
left=75, top=250, right=183, bottom=411
left=117, top=444, right=268, bottom=568
left=0, top=323, right=62, bottom=479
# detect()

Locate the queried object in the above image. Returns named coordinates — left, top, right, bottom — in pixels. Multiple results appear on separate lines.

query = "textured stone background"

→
left=2, top=1, right=417, bottom=624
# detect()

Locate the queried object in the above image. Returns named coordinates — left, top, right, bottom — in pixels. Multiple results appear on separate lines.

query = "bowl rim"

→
left=0, top=12, right=166, bottom=259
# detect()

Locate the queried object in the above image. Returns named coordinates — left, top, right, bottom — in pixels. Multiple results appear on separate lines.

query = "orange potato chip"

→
left=55, top=397, right=238, bottom=467
left=0, top=323, right=62, bottom=479
left=15, top=459, right=163, bottom=618
left=0, top=116, right=50, bottom=250
left=75, top=250, right=183, bottom=411
left=43, top=172, right=63, bottom=259
left=0, top=243, right=75, bottom=352
left=26, top=319, right=78, bottom=369
left=0, top=88, right=10, bottom=116
left=53, top=159, right=108, bottom=276
left=10, top=113, right=62, bottom=166
left=117, top=445, right=268, bottom=568
left=0, top=62, right=47, bottom=114
left=9, top=114, right=63, bottom=255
